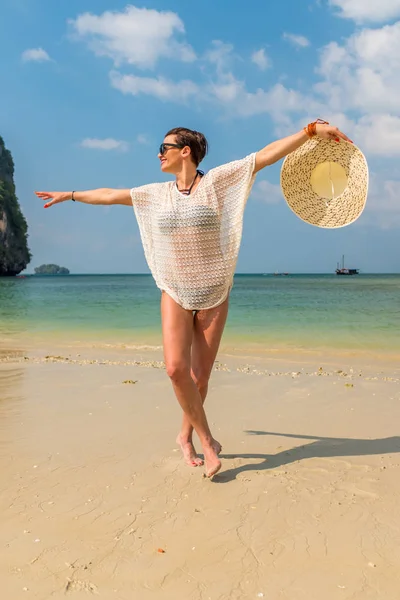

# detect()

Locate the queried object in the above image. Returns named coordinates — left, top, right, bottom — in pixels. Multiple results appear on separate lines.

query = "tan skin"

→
left=35, top=123, right=352, bottom=477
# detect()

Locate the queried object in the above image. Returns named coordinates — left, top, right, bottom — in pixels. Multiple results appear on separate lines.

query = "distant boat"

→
left=273, top=272, right=290, bottom=276
left=336, top=255, right=359, bottom=276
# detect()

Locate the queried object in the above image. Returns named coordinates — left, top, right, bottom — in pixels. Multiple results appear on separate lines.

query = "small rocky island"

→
left=34, top=264, right=70, bottom=275
left=0, top=136, right=31, bottom=276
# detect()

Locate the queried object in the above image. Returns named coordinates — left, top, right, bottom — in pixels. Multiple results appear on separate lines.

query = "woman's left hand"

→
left=316, top=123, right=353, bottom=144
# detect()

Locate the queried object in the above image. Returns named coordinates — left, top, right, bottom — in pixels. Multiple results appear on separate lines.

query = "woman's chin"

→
left=161, top=163, right=175, bottom=174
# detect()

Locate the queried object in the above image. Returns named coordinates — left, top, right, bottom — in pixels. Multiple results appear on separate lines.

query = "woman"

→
left=36, top=121, right=351, bottom=477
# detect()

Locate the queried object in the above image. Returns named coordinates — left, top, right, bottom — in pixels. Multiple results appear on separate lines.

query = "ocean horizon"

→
left=20, top=272, right=400, bottom=276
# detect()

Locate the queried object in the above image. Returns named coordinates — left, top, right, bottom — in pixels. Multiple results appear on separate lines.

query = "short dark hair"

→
left=165, top=127, right=208, bottom=167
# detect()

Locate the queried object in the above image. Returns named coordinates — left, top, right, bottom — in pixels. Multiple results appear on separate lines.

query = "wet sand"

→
left=1, top=346, right=400, bottom=599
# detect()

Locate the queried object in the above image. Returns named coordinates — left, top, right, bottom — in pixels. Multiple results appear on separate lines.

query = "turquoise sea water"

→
left=0, top=274, right=399, bottom=356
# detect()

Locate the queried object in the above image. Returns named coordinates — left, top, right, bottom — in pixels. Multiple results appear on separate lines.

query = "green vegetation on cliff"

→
left=0, top=136, right=31, bottom=276
left=34, top=264, right=70, bottom=275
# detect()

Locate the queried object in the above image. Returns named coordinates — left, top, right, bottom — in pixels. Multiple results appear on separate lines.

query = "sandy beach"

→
left=1, top=345, right=400, bottom=599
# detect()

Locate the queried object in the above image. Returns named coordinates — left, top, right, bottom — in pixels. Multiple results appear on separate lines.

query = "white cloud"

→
left=306, top=21, right=400, bottom=155
left=110, top=70, right=199, bottom=103
left=372, top=178, right=400, bottom=211
left=228, top=82, right=321, bottom=120
left=205, top=40, right=235, bottom=73
left=69, top=5, right=195, bottom=69
left=206, top=73, right=322, bottom=120
left=109, top=65, right=320, bottom=122
left=80, top=138, right=129, bottom=151
left=21, top=47, right=51, bottom=62
left=251, top=48, right=271, bottom=71
left=329, top=0, right=400, bottom=23
left=252, top=179, right=283, bottom=204
left=282, top=33, right=311, bottom=48
left=353, top=115, right=400, bottom=156
left=208, top=73, right=244, bottom=104
left=362, top=172, right=400, bottom=228
left=315, top=22, right=400, bottom=151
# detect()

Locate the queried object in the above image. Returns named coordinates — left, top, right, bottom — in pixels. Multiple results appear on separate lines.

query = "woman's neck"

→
left=175, top=164, right=198, bottom=190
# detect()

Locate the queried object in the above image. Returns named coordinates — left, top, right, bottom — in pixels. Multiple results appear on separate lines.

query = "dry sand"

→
left=1, top=346, right=400, bottom=599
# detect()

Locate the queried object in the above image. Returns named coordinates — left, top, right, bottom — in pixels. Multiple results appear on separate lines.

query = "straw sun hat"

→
left=280, top=137, right=369, bottom=228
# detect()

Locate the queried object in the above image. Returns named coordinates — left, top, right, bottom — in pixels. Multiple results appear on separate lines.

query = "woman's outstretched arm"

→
left=254, top=122, right=352, bottom=173
left=35, top=188, right=132, bottom=208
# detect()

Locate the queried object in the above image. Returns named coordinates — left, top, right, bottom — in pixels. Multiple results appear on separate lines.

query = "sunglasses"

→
left=159, top=142, right=185, bottom=155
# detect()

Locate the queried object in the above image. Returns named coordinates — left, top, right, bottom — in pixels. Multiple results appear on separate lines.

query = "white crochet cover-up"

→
left=130, top=153, right=256, bottom=310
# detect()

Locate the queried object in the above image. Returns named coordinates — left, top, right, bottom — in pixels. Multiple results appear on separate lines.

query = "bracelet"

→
left=304, top=118, right=329, bottom=138
left=71, top=191, right=76, bottom=202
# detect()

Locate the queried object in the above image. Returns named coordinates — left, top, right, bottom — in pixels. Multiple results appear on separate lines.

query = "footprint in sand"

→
left=65, top=579, right=98, bottom=594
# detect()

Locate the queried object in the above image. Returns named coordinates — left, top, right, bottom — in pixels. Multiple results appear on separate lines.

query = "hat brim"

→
left=280, top=138, right=369, bottom=229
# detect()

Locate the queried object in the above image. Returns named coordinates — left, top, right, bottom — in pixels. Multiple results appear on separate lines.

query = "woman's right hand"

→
left=35, top=191, right=70, bottom=208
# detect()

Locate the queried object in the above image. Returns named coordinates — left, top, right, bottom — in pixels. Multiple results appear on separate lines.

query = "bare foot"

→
left=203, top=442, right=222, bottom=478
left=176, top=435, right=204, bottom=467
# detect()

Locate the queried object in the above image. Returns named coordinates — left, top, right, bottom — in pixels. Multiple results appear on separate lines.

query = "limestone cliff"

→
left=0, top=136, right=31, bottom=275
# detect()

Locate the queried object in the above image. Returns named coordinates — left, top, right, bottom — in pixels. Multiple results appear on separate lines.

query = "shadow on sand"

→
left=213, top=431, right=400, bottom=483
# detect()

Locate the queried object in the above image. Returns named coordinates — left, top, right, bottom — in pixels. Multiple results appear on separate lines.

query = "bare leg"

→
left=161, top=292, right=222, bottom=477
left=178, top=297, right=229, bottom=464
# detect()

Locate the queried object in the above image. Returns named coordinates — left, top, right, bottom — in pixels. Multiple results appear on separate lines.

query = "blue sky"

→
left=1, top=0, right=400, bottom=274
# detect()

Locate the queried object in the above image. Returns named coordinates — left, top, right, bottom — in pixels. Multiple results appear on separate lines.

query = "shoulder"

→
left=130, top=181, right=170, bottom=202
left=207, top=153, right=257, bottom=181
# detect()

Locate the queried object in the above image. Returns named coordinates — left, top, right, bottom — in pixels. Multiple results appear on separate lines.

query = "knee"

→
left=191, top=368, right=210, bottom=392
left=165, top=361, right=191, bottom=384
